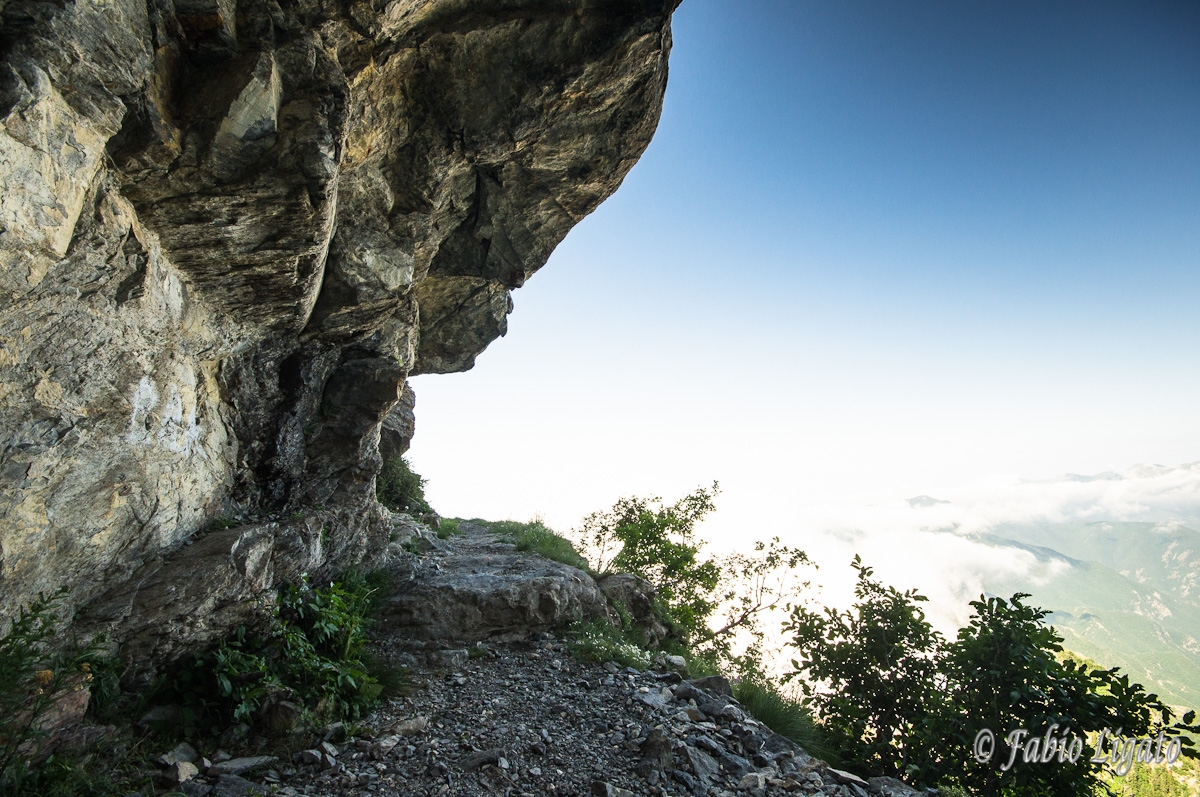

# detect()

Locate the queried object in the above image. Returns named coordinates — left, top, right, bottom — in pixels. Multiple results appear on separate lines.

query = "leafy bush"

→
left=488, top=519, right=589, bottom=571
left=377, top=456, right=433, bottom=514
left=169, top=576, right=390, bottom=736
left=932, top=593, right=1199, bottom=796
left=784, top=558, right=1200, bottom=793
left=783, top=555, right=944, bottom=778
left=0, top=588, right=106, bottom=796
left=436, top=518, right=460, bottom=539
left=565, top=620, right=651, bottom=670
left=573, top=485, right=810, bottom=670
left=575, top=484, right=721, bottom=637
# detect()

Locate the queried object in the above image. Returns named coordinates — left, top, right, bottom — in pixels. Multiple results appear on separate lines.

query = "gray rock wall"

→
left=0, top=0, right=679, bottom=670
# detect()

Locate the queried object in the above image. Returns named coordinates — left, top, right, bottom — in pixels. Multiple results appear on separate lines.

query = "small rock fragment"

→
left=207, top=756, right=278, bottom=777
left=393, top=715, right=428, bottom=736
left=458, top=747, right=502, bottom=771
left=591, top=781, right=635, bottom=797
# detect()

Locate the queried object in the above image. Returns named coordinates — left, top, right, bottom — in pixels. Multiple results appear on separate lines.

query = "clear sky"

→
left=408, top=1, right=1200, bottom=607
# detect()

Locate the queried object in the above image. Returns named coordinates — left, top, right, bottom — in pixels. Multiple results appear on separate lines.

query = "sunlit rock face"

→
left=0, top=0, right=678, bottom=672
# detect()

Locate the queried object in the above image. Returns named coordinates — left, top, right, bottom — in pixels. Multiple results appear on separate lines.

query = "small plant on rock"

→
left=376, top=456, right=433, bottom=514
left=0, top=588, right=103, bottom=795
left=168, top=575, right=389, bottom=738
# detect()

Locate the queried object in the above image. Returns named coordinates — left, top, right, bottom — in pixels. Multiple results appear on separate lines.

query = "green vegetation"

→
left=166, top=571, right=400, bottom=737
left=573, top=484, right=810, bottom=671
left=785, top=557, right=1200, bottom=796
left=565, top=619, right=652, bottom=670
left=377, top=455, right=433, bottom=514
left=0, top=588, right=116, bottom=797
left=485, top=519, right=590, bottom=571
left=980, top=521, right=1200, bottom=714
left=784, top=555, right=942, bottom=779
left=730, top=678, right=839, bottom=765
left=1106, top=755, right=1200, bottom=796
left=436, top=517, right=461, bottom=539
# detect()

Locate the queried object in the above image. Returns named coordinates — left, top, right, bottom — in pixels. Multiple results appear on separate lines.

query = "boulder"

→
left=380, top=523, right=617, bottom=642
left=597, top=573, right=671, bottom=648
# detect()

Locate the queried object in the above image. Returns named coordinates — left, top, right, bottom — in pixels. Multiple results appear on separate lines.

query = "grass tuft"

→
left=732, top=679, right=839, bottom=764
left=436, top=518, right=460, bottom=540
left=486, top=520, right=589, bottom=571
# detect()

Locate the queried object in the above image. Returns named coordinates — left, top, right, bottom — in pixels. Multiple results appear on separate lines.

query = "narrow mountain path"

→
left=185, top=523, right=925, bottom=797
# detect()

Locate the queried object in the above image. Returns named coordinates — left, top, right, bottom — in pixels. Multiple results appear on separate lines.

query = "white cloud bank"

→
left=701, top=462, right=1200, bottom=635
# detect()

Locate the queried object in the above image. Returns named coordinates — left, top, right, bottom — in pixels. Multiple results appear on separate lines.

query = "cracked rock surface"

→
left=0, top=0, right=679, bottom=671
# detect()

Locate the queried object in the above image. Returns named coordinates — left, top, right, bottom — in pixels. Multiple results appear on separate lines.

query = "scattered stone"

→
left=684, top=745, right=720, bottom=783
left=689, top=676, right=734, bottom=697
left=180, top=781, right=214, bottom=797
left=457, top=748, right=503, bottom=771
left=829, top=768, right=871, bottom=788
left=211, top=774, right=262, bottom=797
left=323, top=722, right=348, bottom=743
left=393, top=716, right=428, bottom=736
left=243, top=526, right=928, bottom=797
left=591, top=780, right=636, bottom=797
left=164, top=761, right=200, bottom=784
left=739, top=771, right=768, bottom=790
left=137, top=705, right=185, bottom=732
left=160, top=741, right=200, bottom=766
left=635, top=728, right=673, bottom=778
left=207, top=756, right=278, bottom=777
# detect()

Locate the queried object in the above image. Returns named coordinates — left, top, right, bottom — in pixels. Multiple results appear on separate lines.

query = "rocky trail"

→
left=162, top=524, right=926, bottom=797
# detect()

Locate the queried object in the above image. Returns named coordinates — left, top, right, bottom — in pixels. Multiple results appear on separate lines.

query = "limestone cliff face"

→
left=0, top=0, right=678, bottom=673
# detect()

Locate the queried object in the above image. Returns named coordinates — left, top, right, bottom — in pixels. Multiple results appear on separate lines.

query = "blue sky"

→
left=409, top=1, right=1200, bottom=594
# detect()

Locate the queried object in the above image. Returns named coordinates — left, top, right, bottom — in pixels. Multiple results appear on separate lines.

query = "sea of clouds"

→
left=711, top=462, right=1200, bottom=640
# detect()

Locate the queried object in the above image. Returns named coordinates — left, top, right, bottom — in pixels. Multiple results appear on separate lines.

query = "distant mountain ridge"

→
left=974, top=520, right=1200, bottom=713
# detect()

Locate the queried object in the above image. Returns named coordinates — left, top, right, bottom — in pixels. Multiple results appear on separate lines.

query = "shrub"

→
left=565, top=620, right=651, bottom=671
left=0, top=588, right=105, bottom=795
left=377, top=456, right=433, bottom=514
left=574, top=485, right=810, bottom=670
left=783, top=555, right=944, bottom=779
left=436, top=518, right=460, bottom=540
left=168, top=576, right=388, bottom=737
left=784, top=558, right=1200, bottom=792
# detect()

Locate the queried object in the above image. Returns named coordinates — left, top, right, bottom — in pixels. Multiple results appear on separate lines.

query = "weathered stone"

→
left=164, top=760, right=200, bottom=784
left=380, top=522, right=617, bottom=642
left=458, top=747, right=503, bottom=771
left=598, top=573, right=671, bottom=648
left=378, top=381, right=416, bottom=461
left=392, top=716, right=428, bottom=736
left=207, top=755, right=278, bottom=777
left=688, top=676, right=734, bottom=698
left=829, top=768, right=871, bottom=788
left=738, top=771, right=768, bottom=790
left=867, top=776, right=922, bottom=796
left=719, top=751, right=754, bottom=780
left=0, top=0, right=680, bottom=683
left=635, top=728, right=673, bottom=778
left=592, top=781, right=636, bottom=797
left=160, top=741, right=200, bottom=766
left=684, top=745, right=720, bottom=783
left=211, top=774, right=262, bottom=797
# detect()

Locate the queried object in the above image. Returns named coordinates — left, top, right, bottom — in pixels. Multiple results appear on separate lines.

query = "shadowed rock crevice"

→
left=0, top=0, right=679, bottom=673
